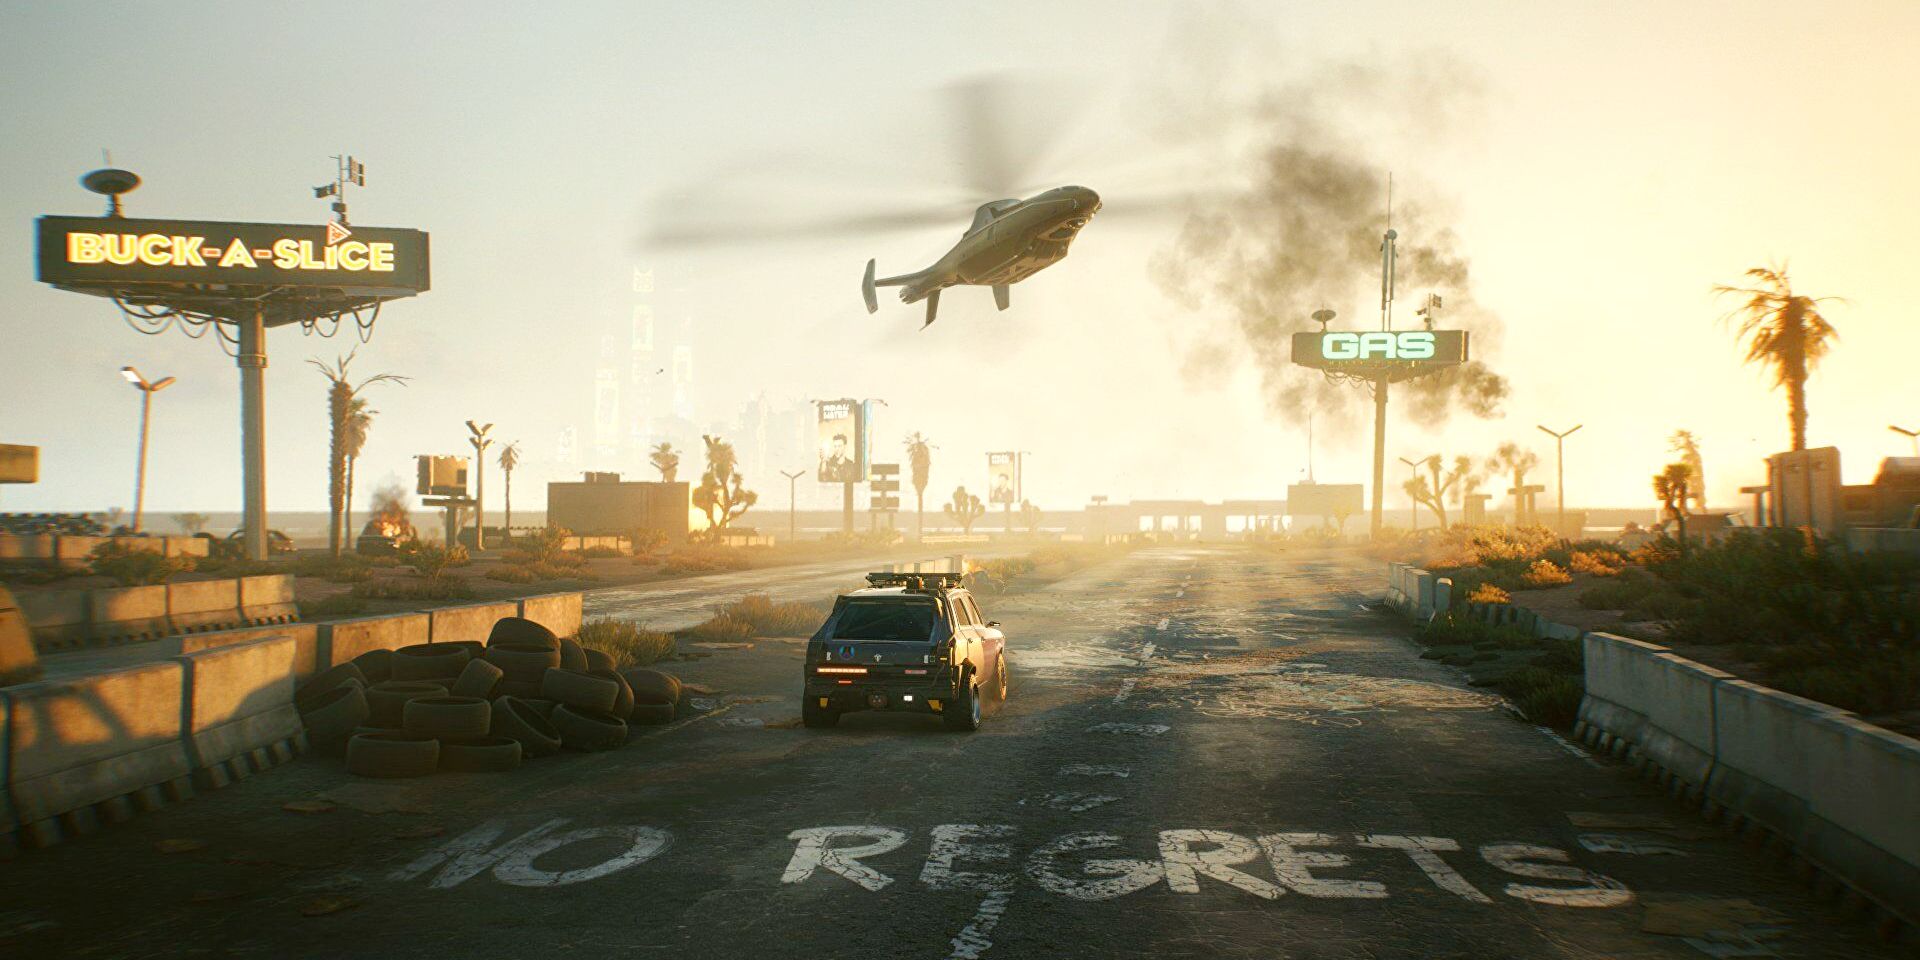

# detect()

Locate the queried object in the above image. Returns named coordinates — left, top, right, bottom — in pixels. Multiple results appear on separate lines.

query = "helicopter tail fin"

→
left=922, top=289, right=941, bottom=329
left=993, top=284, right=1010, bottom=311
left=862, top=259, right=879, bottom=314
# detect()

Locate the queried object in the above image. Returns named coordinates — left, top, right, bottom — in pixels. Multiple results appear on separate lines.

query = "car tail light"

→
left=816, top=666, right=868, bottom=675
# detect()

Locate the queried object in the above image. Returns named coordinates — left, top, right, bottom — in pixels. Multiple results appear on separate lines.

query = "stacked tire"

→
left=292, top=615, right=680, bottom=779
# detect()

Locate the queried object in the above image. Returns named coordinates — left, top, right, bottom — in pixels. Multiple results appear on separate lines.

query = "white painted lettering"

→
left=781, top=826, right=908, bottom=891
left=491, top=824, right=673, bottom=887
left=1357, top=834, right=1489, bottom=902
left=1258, top=832, right=1386, bottom=899
left=1159, top=829, right=1283, bottom=900
left=1024, top=832, right=1163, bottom=901
left=1480, top=843, right=1633, bottom=907
left=921, top=824, right=1016, bottom=892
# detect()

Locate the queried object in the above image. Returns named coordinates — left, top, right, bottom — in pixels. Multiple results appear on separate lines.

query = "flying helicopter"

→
left=640, top=75, right=1197, bottom=329
left=863, top=184, right=1101, bottom=327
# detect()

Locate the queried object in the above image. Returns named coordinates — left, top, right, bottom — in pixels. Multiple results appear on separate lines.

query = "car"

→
left=222, top=528, right=296, bottom=555
left=802, top=571, right=1009, bottom=732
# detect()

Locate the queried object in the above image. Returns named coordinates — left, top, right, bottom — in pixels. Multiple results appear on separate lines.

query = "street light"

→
left=120, top=366, right=175, bottom=533
left=1890, top=424, right=1920, bottom=457
left=1537, top=423, right=1583, bottom=539
left=1397, top=455, right=1436, bottom=531
left=780, top=469, right=806, bottom=544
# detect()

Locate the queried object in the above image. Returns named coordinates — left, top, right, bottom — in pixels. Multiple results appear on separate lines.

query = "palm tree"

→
left=649, top=442, right=680, bottom=483
left=904, top=432, right=934, bottom=540
left=1653, top=462, right=1693, bottom=557
left=498, top=442, right=521, bottom=543
left=1669, top=430, right=1706, bottom=514
left=1715, top=264, right=1841, bottom=452
left=342, top=397, right=376, bottom=548
left=309, top=348, right=407, bottom=556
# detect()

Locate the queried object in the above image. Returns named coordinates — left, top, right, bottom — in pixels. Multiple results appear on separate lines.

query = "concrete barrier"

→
left=1414, top=570, right=1436, bottom=619
left=177, top=623, right=321, bottom=679
left=4, top=661, right=195, bottom=848
left=429, top=601, right=519, bottom=644
left=172, top=635, right=304, bottom=789
left=320, top=612, right=429, bottom=667
left=167, top=578, right=241, bottom=633
left=87, top=585, right=169, bottom=645
left=238, top=574, right=297, bottom=624
left=14, top=589, right=89, bottom=649
left=520, top=592, right=584, bottom=639
left=0, top=688, right=13, bottom=843
left=1577, top=632, right=1920, bottom=930
left=1432, top=577, right=1452, bottom=613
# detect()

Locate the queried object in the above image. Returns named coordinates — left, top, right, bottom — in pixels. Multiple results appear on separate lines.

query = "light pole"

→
left=1537, top=423, right=1583, bottom=539
left=1397, top=455, right=1434, bottom=530
left=120, top=366, right=176, bottom=533
left=466, top=420, right=494, bottom=550
left=780, top=469, right=805, bottom=544
left=1891, top=425, right=1920, bottom=457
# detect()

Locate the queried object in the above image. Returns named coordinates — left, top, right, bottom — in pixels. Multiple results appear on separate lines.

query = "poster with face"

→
left=817, top=399, right=864, bottom=483
left=987, top=451, right=1019, bottom=504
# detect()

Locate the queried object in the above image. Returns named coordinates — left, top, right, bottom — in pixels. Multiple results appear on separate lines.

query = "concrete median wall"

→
left=172, top=636, right=304, bottom=789
left=3, top=661, right=195, bottom=848
left=1575, top=631, right=1920, bottom=929
left=176, top=623, right=321, bottom=679
left=429, top=602, right=519, bottom=644
left=320, top=612, right=429, bottom=668
left=166, top=579, right=241, bottom=633
left=15, top=574, right=296, bottom=652
left=520, top=592, right=584, bottom=639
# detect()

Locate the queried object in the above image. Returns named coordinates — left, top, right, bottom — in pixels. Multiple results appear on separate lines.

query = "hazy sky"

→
left=3, top=1, right=1916, bottom=520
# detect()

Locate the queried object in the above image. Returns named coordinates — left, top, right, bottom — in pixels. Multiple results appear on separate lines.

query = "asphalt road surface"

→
left=0, top=547, right=1902, bottom=959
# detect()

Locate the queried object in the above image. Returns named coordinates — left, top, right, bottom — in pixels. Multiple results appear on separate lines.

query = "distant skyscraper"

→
left=555, top=426, right=578, bottom=467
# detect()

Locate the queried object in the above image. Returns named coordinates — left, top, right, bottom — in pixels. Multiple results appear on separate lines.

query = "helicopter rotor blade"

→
left=643, top=202, right=975, bottom=247
left=943, top=72, right=1088, bottom=198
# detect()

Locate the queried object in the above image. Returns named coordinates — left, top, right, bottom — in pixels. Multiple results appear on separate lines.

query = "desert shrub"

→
left=521, top=525, right=573, bottom=564
left=1659, top=529, right=1918, bottom=652
left=629, top=529, right=670, bottom=555
left=1493, top=666, right=1585, bottom=727
left=681, top=613, right=754, bottom=642
left=290, top=554, right=372, bottom=583
left=718, top=593, right=824, bottom=636
left=296, top=595, right=371, bottom=619
left=398, top=541, right=470, bottom=579
left=1567, top=550, right=1624, bottom=577
left=1466, top=582, right=1511, bottom=604
left=576, top=618, right=677, bottom=667
left=488, top=562, right=593, bottom=584
left=660, top=547, right=753, bottom=576
left=1629, top=538, right=1681, bottom=567
left=88, top=542, right=193, bottom=585
left=350, top=576, right=475, bottom=601
left=576, top=545, right=625, bottom=560
left=1418, top=611, right=1535, bottom=649
left=1519, top=559, right=1572, bottom=588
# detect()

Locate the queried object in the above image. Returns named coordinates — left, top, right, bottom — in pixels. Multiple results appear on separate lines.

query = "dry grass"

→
left=576, top=618, right=677, bottom=667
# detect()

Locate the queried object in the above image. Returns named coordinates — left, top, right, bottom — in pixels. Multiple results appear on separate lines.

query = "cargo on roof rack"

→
left=864, top=571, right=964, bottom=590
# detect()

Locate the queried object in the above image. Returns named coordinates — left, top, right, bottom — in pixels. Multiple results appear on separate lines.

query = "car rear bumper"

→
left=804, top=680, right=950, bottom=715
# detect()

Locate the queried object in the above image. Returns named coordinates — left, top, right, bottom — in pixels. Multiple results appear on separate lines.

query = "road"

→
left=579, top=548, right=977, bottom=631
left=0, top=547, right=1900, bottom=959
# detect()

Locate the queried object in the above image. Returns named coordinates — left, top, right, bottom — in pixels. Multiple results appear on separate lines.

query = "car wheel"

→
left=943, top=675, right=981, bottom=732
left=802, top=697, right=840, bottom=729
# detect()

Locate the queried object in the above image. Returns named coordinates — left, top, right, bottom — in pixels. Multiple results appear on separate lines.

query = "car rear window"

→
left=833, top=600, right=938, bottom=640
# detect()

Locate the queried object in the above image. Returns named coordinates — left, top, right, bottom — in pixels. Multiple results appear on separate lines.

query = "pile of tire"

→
left=293, top=616, right=684, bottom=779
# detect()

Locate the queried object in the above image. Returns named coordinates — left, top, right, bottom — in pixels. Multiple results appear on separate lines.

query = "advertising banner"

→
left=987, top=452, right=1020, bottom=505
left=36, top=216, right=430, bottom=292
left=817, top=399, right=865, bottom=483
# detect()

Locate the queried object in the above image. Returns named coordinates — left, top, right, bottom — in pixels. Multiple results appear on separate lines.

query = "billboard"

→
left=817, top=399, right=866, bottom=483
left=35, top=216, right=431, bottom=293
left=987, top=452, right=1020, bottom=505
left=1289, top=330, right=1468, bottom=370
left=1287, top=483, right=1364, bottom=519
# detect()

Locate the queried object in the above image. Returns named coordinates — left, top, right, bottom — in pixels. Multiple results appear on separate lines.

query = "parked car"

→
left=801, top=571, right=1009, bottom=732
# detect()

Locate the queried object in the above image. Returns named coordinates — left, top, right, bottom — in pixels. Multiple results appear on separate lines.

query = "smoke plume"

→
left=1150, top=56, right=1510, bottom=437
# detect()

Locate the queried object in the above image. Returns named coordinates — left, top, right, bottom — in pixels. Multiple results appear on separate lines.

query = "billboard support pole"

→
left=1369, top=375, right=1387, bottom=539
left=842, top=481, right=853, bottom=534
left=238, top=306, right=268, bottom=560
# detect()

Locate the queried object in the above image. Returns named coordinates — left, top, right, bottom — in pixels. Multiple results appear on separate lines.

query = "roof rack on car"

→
left=864, top=571, right=964, bottom=591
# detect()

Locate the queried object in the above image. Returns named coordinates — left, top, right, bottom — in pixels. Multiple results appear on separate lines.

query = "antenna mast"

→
left=1380, top=172, right=1397, bottom=331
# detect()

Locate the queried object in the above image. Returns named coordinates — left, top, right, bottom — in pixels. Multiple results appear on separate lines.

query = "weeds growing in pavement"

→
left=350, top=576, right=475, bottom=601
left=576, top=618, right=677, bottom=667
left=87, top=542, right=194, bottom=585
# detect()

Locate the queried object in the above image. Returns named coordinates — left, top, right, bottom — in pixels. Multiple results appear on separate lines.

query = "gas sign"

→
left=1290, top=331, right=1468, bottom=369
